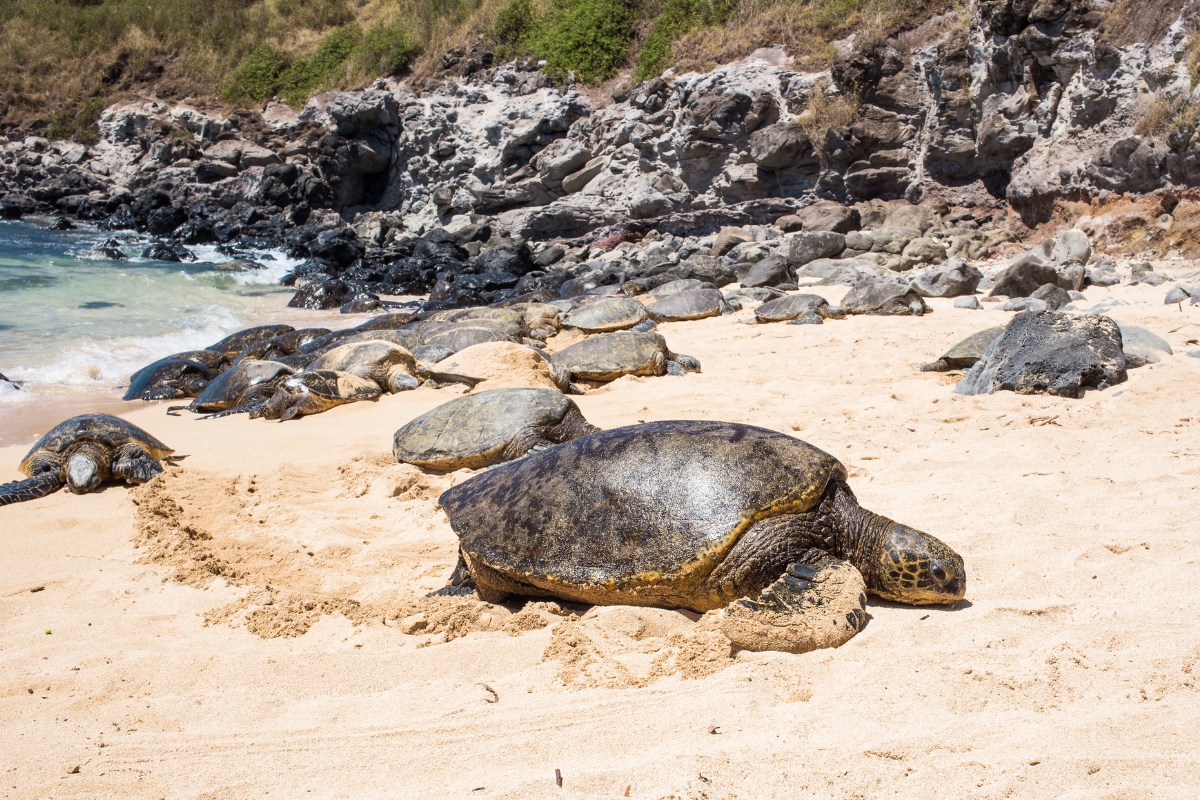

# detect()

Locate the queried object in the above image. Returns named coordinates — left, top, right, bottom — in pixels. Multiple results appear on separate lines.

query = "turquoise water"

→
left=0, top=219, right=336, bottom=446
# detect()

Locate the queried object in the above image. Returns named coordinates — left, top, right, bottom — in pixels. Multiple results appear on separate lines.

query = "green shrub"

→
left=489, top=0, right=537, bottom=57
left=528, top=0, right=639, bottom=83
left=280, top=23, right=363, bottom=107
left=43, top=96, right=105, bottom=143
left=355, top=22, right=421, bottom=76
left=221, top=43, right=289, bottom=105
left=636, top=0, right=737, bottom=80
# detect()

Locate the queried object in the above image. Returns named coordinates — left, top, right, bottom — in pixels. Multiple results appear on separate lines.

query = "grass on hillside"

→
left=1, top=0, right=953, bottom=141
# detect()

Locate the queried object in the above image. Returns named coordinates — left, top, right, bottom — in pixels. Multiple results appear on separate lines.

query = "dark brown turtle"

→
left=175, top=359, right=295, bottom=418
left=307, top=340, right=419, bottom=392
left=206, top=325, right=295, bottom=358
left=123, top=358, right=214, bottom=401
left=918, top=327, right=1005, bottom=372
left=0, top=414, right=178, bottom=505
left=254, top=370, right=382, bottom=421
left=437, top=421, right=965, bottom=654
left=645, top=289, right=728, bottom=322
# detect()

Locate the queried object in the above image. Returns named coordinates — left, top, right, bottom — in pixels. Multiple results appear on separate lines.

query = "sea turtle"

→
left=393, top=388, right=599, bottom=471
left=561, top=297, right=648, bottom=333
left=646, top=289, right=729, bottom=322
left=123, top=358, right=215, bottom=401
left=553, top=331, right=700, bottom=381
left=437, top=421, right=966, bottom=654
left=353, top=311, right=419, bottom=331
left=918, top=327, right=1005, bottom=372
left=0, top=372, right=19, bottom=390
left=648, top=279, right=714, bottom=298
left=755, top=294, right=844, bottom=325
left=0, top=414, right=178, bottom=505
left=308, top=340, right=420, bottom=392
left=841, top=283, right=929, bottom=316
left=206, top=325, right=296, bottom=358
left=177, top=359, right=295, bottom=417
left=254, top=370, right=382, bottom=421
left=233, top=328, right=332, bottom=363
left=421, top=321, right=524, bottom=353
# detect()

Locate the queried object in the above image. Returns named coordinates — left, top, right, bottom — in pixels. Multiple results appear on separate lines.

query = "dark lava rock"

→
left=956, top=311, right=1127, bottom=398
left=1030, top=282, right=1072, bottom=311
left=309, top=227, right=365, bottom=268
left=989, top=254, right=1057, bottom=298
left=142, top=242, right=196, bottom=262
left=288, top=278, right=352, bottom=310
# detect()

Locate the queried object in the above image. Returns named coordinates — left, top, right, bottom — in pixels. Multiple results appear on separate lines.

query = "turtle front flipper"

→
left=0, top=472, right=65, bottom=506
left=720, top=554, right=868, bottom=654
left=111, top=444, right=164, bottom=484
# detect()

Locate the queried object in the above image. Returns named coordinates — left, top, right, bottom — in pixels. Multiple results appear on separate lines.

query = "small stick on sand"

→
left=555, top=768, right=563, bottom=787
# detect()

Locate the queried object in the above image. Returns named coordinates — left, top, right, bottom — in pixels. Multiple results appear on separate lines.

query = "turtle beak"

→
left=66, top=454, right=102, bottom=494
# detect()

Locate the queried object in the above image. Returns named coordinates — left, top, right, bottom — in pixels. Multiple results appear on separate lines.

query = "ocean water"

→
left=0, top=219, right=339, bottom=447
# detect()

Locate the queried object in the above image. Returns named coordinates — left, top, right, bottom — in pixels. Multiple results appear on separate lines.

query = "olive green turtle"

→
left=841, top=283, right=929, bottom=316
left=646, top=289, right=729, bottom=322
left=418, top=320, right=525, bottom=353
left=254, top=370, right=382, bottom=421
left=0, top=414, right=178, bottom=505
left=754, top=294, right=845, bottom=325
left=437, top=420, right=966, bottom=654
left=393, top=388, right=599, bottom=471
left=308, top=340, right=420, bottom=392
left=176, top=359, right=295, bottom=418
left=561, top=297, right=648, bottom=333
left=553, top=331, right=700, bottom=381
left=918, top=327, right=1005, bottom=372
left=206, top=325, right=295, bottom=358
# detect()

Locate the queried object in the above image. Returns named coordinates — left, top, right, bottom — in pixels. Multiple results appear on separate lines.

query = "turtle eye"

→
left=931, top=565, right=947, bottom=582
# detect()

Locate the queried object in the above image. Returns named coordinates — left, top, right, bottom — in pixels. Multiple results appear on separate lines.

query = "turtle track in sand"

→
left=129, top=460, right=740, bottom=684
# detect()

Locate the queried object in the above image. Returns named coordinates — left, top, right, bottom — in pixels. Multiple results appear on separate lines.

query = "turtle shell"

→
left=562, top=297, right=648, bottom=333
left=278, top=370, right=381, bottom=402
left=552, top=331, right=669, bottom=381
left=123, top=358, right=212, bottom=401
left=353, top=312, right=418, bottom=331
left=648, top=279, right=713, bottom=298
left=422, top=321, right=522, bottom=353
left=646, top=289, right=725, bottom=322
left=755, top=294, right=830, bottom=323
left=309, top=340, right=417, bottom=376
left=191, top=360, right=294, bottom=411
left=206, top=325, right=295, bottom=357
left=393, top=388, right=580, bottom=470
left=842, top=283, right=928, bottom=316
left=439, top=420, right=846, bottom=610
left=20, top=414, right=173, bottom=476
left=942, top=327, right=1005, bottom=368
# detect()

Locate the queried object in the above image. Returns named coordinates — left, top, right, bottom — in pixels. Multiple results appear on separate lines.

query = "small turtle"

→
left=646, top=289, right=729, bottom=322
left=918, top=327, right=1005, bottom=372
left=308, top=340, right=420, bottom=392
left=437, top=421, right=966, bottom=654
left=553, top=332, right=700, bottom=381
left=177, top=359, right=295, bottom=418
left=841, top=283, right=929, bottom=316
left=561, top=297, right=648, bottom=333
left=755, top=294, right=844, bottom=325
left=206, top=325, right=295, bottom=358
left=0, top=414, right=178, bottom=505
left=123, top=358, right=214, bottom=401
left=254, top=370, right=382, bottom=421
left=393, top=388, right=599, bottom=471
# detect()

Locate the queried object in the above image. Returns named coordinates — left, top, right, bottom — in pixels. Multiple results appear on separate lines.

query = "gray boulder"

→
left=956, top=312, right=1127, bottom=398
left=713, top=227, right=754, bottom=257
left=990, top=252, right=1058, bottom=298
left=954, top=296, right=983, bottom=309
left=911, top=257, right=983, bottom=298
left=788, top=231, right=845, bottom=267
left=1118, top=324, right=1172, bottom=367
left=1050, top=230, right=1092, bottom=266
left=1030, top=283, right=1072, bottom=311
left=741, top=255, right=792, bottom=288
left=793, top=202, right=860, bottom=233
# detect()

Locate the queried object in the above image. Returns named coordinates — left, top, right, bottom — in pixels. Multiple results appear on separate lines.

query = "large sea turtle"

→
left=918, top=327, right=1005, bottom=372
left=646, top=289, right=728, bottom=322
left=124, top=357, right=215, bottom=401
left=308, top=340, right=419, bottom=392
left=553, top=331, right=700, bottom=381
left=232, top=328, right=332, bottom=364
left=0, top=414, right=177, bottom=505
left=842, top=283, right=929, bottom=316
left=177, top=359, right=295, bottom=417
left=206, top=325, right=295, bottom=358
left=754, top=294, right=844, bottom=325
left=393, top=388, right=598, bottom=470
left=561, top=297, right=648, bottom=333
left=437, top=421, right=966, bottom=654
left=254, top=370, right=382, bottom=421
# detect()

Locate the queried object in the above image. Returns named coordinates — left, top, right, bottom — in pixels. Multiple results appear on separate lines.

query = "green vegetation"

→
left=636, top=0, right=737, bottom=80
left=488, top=0, right=638, bottom=83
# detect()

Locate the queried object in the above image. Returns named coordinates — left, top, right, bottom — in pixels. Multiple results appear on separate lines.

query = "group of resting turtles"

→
left=0, top=281, right=971, bottom=655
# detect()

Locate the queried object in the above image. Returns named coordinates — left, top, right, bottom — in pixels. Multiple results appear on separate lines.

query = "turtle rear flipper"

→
left=720, top=555, right=868, bottom=654
left=0, top=472, right=65, bottom=506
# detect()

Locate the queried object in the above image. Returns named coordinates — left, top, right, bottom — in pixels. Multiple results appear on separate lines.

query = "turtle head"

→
left=65, top=453, right=103, bottom=494
left=868, top=523, right=965, bottom=605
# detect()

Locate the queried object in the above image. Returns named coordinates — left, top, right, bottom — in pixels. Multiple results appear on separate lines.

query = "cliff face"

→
left=0, top=1, right=1195, bottom=245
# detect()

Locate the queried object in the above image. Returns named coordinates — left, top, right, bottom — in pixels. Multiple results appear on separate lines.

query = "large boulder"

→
left=793, top=202, right=861, bottom=233
left=788, top=231, right=845, bottom=267
left=1030, top=283, right=1072, bottom=311
left=956, top=312, right=1127, bottom=398
left=713, top=227, right=754, bottom=257
left=748, top=122, right=810, bottom=171
left=740, top=255, right=792, bottom=288
left=911, top=258, right=982, bottom=298
left=990, top=252, right=1058, bottom=298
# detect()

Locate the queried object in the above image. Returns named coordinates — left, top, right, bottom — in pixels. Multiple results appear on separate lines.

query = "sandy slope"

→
left=3, top=280, right=1200, bottom=799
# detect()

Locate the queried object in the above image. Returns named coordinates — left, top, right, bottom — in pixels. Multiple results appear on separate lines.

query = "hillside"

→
left=0, top=0, right=953, bottom=140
